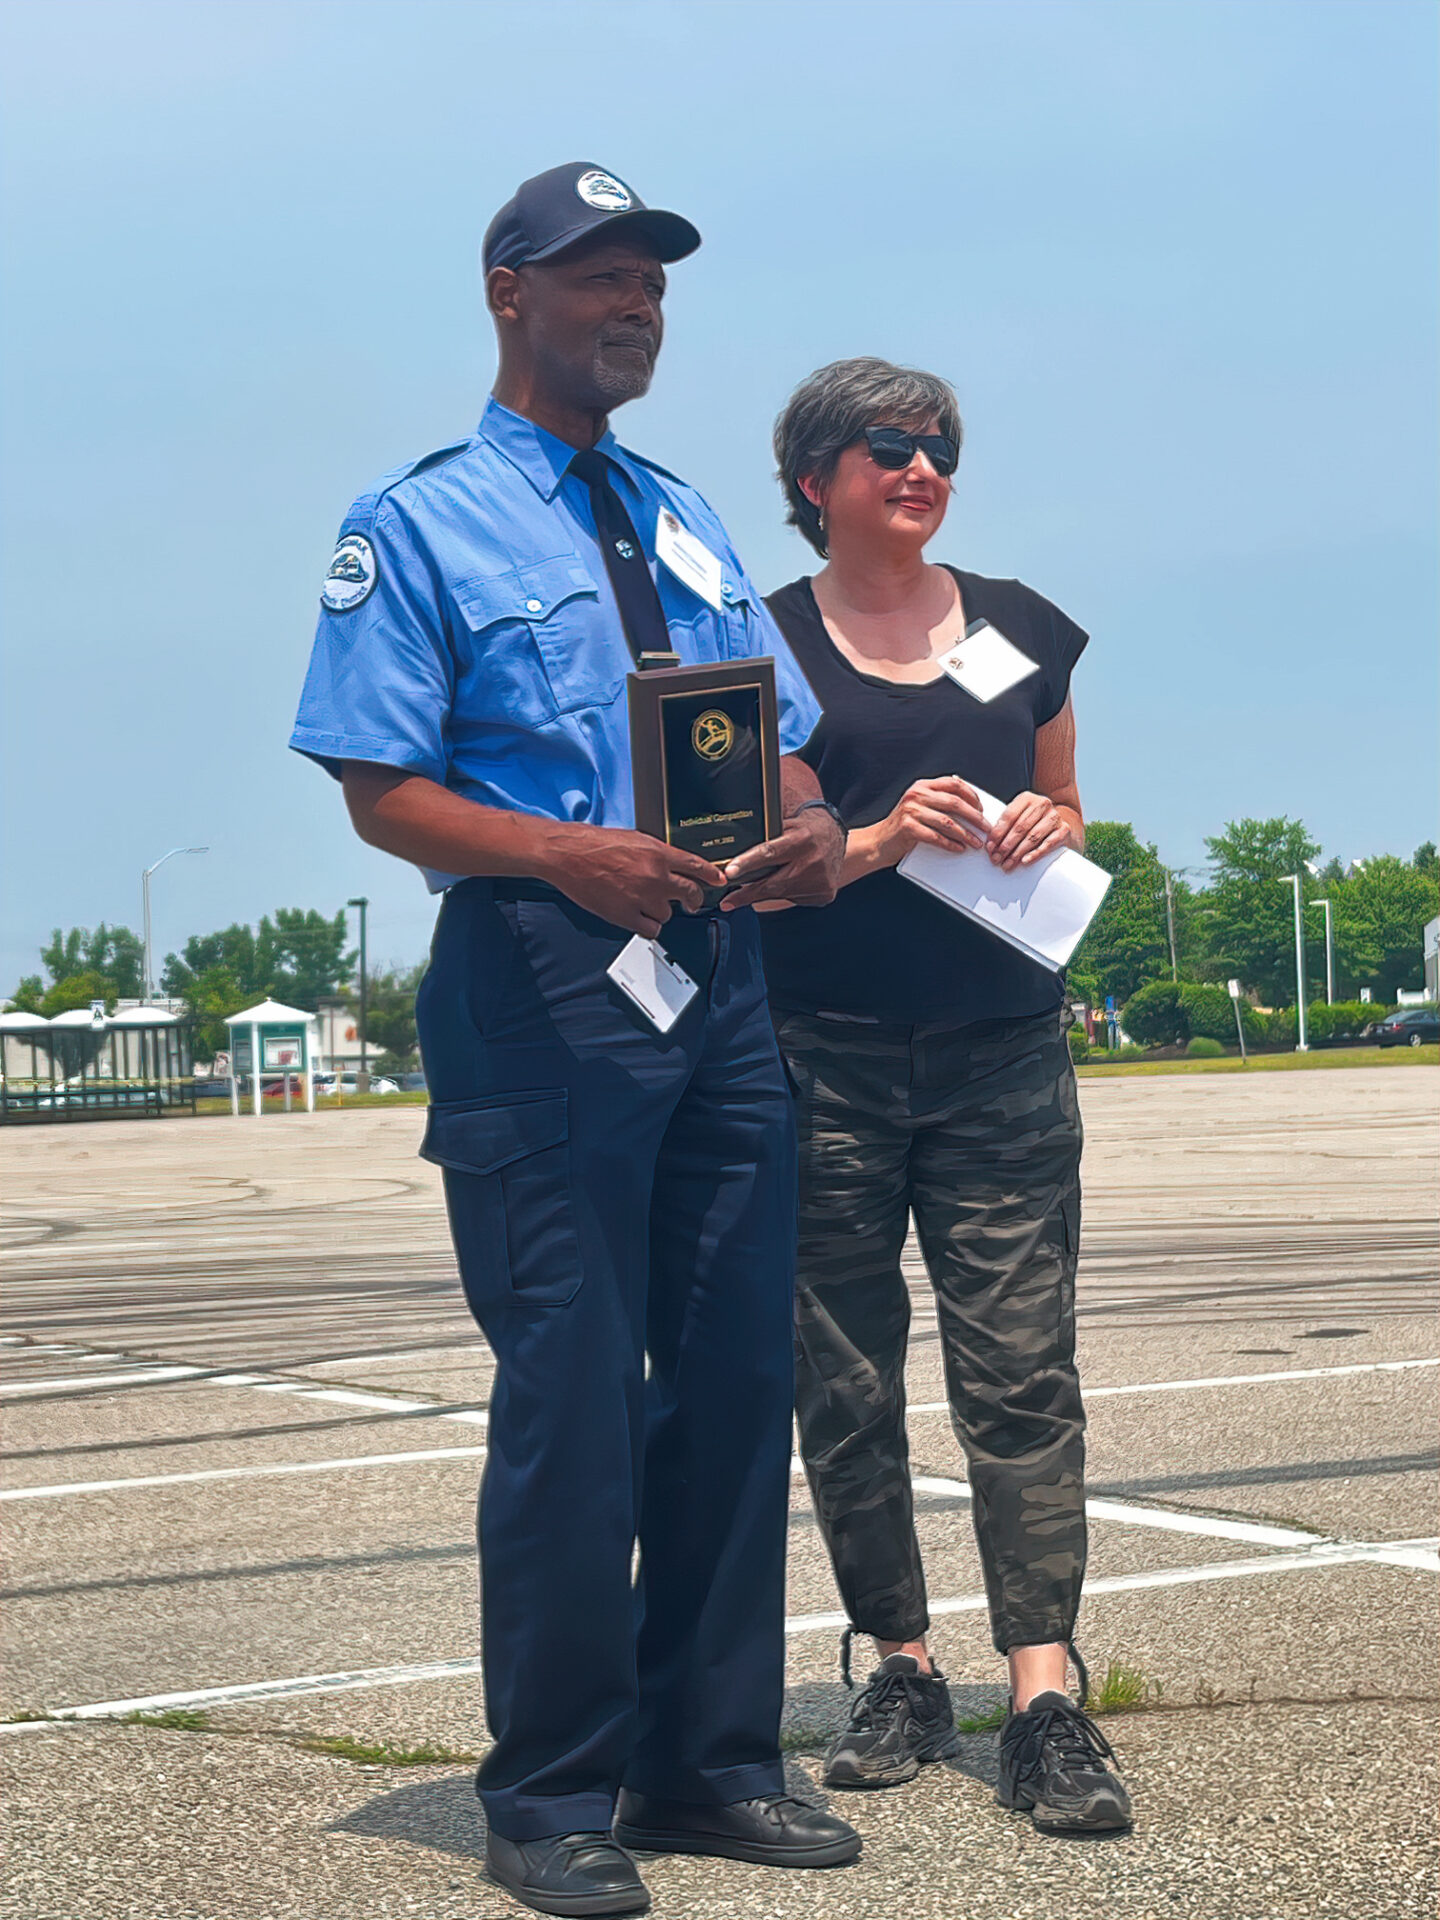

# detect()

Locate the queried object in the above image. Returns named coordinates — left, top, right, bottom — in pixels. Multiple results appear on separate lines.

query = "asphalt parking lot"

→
left=2, top=1064, right=1436, bottom=1920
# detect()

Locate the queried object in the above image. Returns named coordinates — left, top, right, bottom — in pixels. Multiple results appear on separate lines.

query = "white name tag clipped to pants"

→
left=656, top=509, right=724, bottom=610
left=607, top=936, right=699, bottom=1033
left=938, top=620, right=1040, bottom=703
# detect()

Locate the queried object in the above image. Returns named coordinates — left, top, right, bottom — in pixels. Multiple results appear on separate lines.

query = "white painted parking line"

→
left=5, top=1537, right=1432, bottom=1733
left=904, top=1471, right=1323, bottom=1548
left=0, top=1446, right=488, bottom=1501
left=907, top=1355, right=1439, bottom=1417
left=0, top=1367, right=208, bottom=1396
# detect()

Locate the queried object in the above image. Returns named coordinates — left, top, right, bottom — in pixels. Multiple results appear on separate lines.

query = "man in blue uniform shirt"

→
left=291, top=162, right=856, bottom=1918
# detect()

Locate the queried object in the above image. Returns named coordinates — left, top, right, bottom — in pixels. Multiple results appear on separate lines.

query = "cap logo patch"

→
left=320, top=534, right=377, bottom=613
left=575, top=169, right=633, bottom=212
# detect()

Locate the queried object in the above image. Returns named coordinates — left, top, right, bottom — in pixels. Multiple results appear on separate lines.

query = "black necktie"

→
left=569, top=448, right=677, bottom=668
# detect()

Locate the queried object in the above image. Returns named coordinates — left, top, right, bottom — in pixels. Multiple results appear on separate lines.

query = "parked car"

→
left=1374, top=1006, right=1439, bottom=1048
left=396, top=1071, right=428, bottom=1092
left=322, top=1072, right=400, bottom=1095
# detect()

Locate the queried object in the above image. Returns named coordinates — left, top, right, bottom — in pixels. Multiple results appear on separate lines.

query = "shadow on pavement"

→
left=331, top=1772, right=487, bottom=1858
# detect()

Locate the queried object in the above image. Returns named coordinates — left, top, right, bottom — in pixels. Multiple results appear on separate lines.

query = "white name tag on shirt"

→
left=607, top=936, right=699, bottom=1033
left=938, top=620, right=1040, bottom=703
left=656, top=509, right=724, bottom=611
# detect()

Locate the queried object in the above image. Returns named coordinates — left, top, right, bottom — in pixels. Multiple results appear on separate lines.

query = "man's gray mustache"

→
left=599, top=329, right=657, bottom=356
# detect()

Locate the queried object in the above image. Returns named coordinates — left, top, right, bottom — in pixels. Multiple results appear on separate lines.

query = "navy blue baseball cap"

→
left=482, top=162, right=701, bottom=275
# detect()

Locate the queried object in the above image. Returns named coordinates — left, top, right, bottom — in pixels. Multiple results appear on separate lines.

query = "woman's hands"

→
left=842, top=778, right=1080, bottom=885
left=842, top=777, right=988, bottom=881
left=985, top=791, right=1082, bottom=870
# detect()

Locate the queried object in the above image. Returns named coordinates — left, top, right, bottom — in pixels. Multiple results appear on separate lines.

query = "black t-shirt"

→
left=760, top=566, right=1088, bottom=1025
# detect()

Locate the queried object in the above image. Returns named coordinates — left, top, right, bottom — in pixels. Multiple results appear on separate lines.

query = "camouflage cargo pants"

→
left=777, top=1005, right=1086, bottom=1655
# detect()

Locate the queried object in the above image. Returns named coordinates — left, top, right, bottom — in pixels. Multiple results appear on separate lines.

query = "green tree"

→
left=263, top=909, right=356, bottom=1010
left=1330, top=856, right=1439, bottom=999
left=1070, top=823, right=1175, bottom=1004
left=1413, top=841, right=1438, bottom=879
left=1202, top=817, right=1321, bottom=1005
left=9, top=974, right=45, bottom=1014
left=161, top=923, right=271, bottom=1001
left=39, top=924, right=144, bottom=1000
left=348, top=964, right=423, bottom=1063
left=182, top=964, right=256, bottom=1060
left=40, top=969, right=117, bottom=1017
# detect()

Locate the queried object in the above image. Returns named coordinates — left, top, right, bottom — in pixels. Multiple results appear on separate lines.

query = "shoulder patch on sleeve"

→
left=321, top=533, right=377, bottom=613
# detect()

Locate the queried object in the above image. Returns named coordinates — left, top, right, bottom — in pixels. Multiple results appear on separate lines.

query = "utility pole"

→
left=142, top=846, right=208, bottom=1001
left=347, top=897, right=369, bottom=1085
left=1283, top=875, right=1308, bottom=1051
left=1164, top=870, right=1178, bottom=981
left=1308, top=898, right=1335, bottom=1004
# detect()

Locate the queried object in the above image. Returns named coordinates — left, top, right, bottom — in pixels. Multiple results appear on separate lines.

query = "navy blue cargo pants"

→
left=414, top=879, right=797, bottom=1841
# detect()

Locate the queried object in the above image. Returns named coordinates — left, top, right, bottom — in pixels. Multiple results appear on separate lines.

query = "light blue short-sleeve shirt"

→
left=291, top=399, right=820, bottom=891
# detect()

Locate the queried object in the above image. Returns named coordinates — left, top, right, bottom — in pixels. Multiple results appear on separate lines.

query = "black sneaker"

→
left=996, top=1689, right=1134, bottom=1834
left=824, top=1651, right=960, bottom=1789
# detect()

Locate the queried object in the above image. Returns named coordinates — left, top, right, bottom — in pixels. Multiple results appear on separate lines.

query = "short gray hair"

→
left=773, top=357, right=963, bottom=556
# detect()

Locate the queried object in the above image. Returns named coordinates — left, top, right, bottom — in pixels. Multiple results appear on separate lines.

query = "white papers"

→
left=897, top=787, right=1112, bottom=971
left=606, top=936, right=699, bottom=1032
left=937, top=621, right=1040, bottom=704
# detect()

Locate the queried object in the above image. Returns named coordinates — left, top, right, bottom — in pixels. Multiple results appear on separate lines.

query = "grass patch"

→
left=194, top=1092, right=429, bottom=1117
left=119, top=1707, right=211, bottom=1730
left=1079, top=1044, right=1436, bottom=1078
left=297, top=1734, right=476, bottom=1767
left=780, top=1723, right=832, bottom=1754
left=954, top=1704, right=1008, bottom=1734
left=1090, top=1661, right=1163, bottom=1715
left=5, top=1708, right=56, bottom=1723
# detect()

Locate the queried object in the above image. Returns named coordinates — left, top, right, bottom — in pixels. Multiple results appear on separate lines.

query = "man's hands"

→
left=541, top=828, right=725, bottom=937
left=719, top=808, right=846, bottom=912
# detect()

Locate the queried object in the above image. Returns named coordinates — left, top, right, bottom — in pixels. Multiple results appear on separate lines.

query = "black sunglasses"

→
left=862, top=426, right=959, bottom=477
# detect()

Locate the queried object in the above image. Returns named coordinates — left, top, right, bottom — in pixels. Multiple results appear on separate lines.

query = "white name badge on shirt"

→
left=656, top=509, right=724, bottom=611
left=938, top=620, right=1040, bottom=703
left=607, top=936, right=699, bottom=1033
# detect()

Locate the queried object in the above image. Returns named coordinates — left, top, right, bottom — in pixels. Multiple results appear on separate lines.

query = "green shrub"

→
left=1067, top=1028, right=1089, bottom=1064
left=1258, top=1008, right=1297, bottom=1047
left=1186, top=1036, right=1226, bottom=1058
left=1118, top=980, right=1187, bottom=1047
left=1179, top=983, right=1237, bottom=1042
left=1307, top=1000, right=1388, bottom=1045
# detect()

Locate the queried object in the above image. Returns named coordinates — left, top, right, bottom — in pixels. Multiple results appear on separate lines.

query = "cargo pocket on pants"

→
left=420, top=1092, right=583, bottom=1308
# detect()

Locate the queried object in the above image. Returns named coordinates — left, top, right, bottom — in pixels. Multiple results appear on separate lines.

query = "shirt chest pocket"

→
left=659, top=565, right=757, bottom=662
left=451, top=559, right=624, bottom=722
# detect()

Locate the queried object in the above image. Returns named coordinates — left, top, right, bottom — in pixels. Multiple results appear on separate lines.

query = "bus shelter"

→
left=225, top=999, right=318, bottom=1115
left=0, top=1004, right=195, bottom=1123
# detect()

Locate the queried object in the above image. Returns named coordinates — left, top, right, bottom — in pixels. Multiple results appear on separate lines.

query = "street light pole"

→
left=1308, top=898, right=1335, bottom=1004
left=142, top=846, right=208, bottom=1001
left=1164, top=870, right=1178, bottom=982
left=1283, top=875, right=1308, bottom=1051
left=347, top=897, right=369, bottom=1082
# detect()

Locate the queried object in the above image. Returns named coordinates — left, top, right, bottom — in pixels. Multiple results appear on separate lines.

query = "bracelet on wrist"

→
left=789, top=798, right=847, bottom=840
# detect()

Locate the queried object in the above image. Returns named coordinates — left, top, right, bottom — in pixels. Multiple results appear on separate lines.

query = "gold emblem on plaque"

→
left=691, top=709, right=735, bottom=762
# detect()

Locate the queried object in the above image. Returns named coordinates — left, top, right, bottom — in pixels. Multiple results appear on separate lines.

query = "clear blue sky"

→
left=2, top=0, right=1435, bottom=987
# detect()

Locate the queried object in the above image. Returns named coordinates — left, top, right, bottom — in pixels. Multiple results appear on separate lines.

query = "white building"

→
left=314, top=997, right=366, bottom=1071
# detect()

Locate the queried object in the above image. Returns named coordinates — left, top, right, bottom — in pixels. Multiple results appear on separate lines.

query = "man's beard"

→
left=589, top=328, right=656, bottom=404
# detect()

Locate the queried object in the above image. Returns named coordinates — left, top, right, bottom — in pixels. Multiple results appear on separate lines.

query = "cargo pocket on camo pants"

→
left=420, top=1092, right=583, bottom=1309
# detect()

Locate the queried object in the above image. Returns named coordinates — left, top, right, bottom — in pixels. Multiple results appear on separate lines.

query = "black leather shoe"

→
left=485, top=1830, right=650, bottom=1917
left=613, top=1789, right=861, bottom=1867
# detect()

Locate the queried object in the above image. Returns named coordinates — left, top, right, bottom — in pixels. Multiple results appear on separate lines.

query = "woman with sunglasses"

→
left=759, top=357, right=1131, bottom=1835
